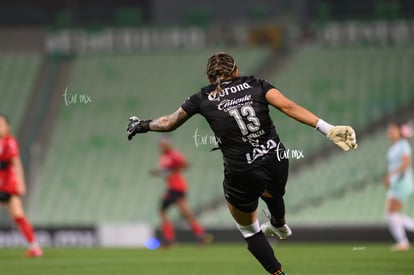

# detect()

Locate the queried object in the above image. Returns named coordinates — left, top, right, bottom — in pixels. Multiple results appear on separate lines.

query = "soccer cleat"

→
left=24, top=247, right=43, bottom=258
left=261, top=222, right=292, bottom=240
left=391, top=243, right=411, bottom=251
left=261, top=209, right=292, bottom=240
left=272, top=268, right=286, bottom=275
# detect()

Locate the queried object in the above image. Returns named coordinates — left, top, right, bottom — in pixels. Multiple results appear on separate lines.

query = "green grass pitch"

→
left=0, top=243, right=413, bottom=274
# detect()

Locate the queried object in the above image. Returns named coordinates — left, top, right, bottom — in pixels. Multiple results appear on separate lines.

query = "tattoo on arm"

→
left=149, top=107, right=190, bottom=132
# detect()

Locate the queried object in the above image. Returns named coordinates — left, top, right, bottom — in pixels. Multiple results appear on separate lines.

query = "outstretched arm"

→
left=149, top=107, right=190, bottom=132
left=265, top=88, right=319, bottom=127
left=265, top=88, right=357, bottom=151
left=127, top=107, right=191, bottom=140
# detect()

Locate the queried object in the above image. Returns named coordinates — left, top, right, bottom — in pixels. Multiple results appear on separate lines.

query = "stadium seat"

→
left=0, top=53, right=41, bottom=130
left=268, top=45, right=414, bottom=156
left=26, top=48, right=273, bottom=225
left=197, top=129, right=414, bottom=227
left=25, top=44, right=414, bottom=228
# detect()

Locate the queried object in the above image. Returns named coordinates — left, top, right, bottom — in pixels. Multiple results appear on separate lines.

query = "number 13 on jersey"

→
left=229, top=105, right=260, bottom=135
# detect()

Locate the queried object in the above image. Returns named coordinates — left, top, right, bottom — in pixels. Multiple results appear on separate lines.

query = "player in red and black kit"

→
left=126, top=53, right=357, bottom=274
left=0, top=114, right=42, bottom=257
left=149, top=136, right=208, bottom=246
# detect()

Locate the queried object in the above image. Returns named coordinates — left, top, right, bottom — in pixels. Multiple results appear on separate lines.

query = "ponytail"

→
left=206, top=52, right=237, bottom=97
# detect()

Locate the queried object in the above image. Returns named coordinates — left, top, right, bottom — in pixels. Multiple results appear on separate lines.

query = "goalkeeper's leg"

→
left=260, top=156, right=291, bottom=239
left=226, top=202, right=285, bottom=274
left=260, top=194, right=292, bottom=240
left=261, top=193, right=286, bottom=227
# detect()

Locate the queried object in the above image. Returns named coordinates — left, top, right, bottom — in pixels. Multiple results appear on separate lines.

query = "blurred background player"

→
left=127, top=52, right=357, bottom=274
left=149, top=135, right=209, bottom=247
left=0, top=114, right=42, bottom=257
left=385, top=121, right=414, bottom=251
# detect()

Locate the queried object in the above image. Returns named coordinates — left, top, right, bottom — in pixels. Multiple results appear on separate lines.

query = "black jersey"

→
left=181, top=76, right=281, bottom=171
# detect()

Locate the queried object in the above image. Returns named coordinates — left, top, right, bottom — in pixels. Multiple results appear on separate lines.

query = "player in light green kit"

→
left=385, top=122, right=414, bottom=251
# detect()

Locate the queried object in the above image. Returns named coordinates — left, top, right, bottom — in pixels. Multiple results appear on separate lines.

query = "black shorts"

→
left=0, top=161, right=9, bottom=170
left=160, top=190, right=186, bottom=211
left=223, top=154, right=289, bottom=213
left=0, top=191, right=12, bottom=203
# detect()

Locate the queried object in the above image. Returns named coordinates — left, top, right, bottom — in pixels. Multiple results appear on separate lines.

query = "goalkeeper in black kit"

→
left=126, top=52, right=357, bottom=274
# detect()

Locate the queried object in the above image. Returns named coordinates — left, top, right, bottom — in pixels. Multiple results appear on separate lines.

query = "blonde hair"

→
left=206, top=52, right=237, bottom=95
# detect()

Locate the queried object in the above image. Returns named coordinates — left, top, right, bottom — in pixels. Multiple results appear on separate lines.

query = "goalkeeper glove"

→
left=126, top=116, right=152, bottom=140
left=316, top=119, right=358, bottom=151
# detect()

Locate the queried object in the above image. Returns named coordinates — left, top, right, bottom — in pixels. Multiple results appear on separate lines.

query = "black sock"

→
left=245, top=231, right=281, bottom=274
left=261, top=195, right=286, bottom=227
